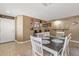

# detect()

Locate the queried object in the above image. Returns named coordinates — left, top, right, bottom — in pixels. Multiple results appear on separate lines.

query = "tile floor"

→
left=0, top=41, right=79, bottom=56
left=70, top=47, right=79, bottom=56
left=0, top=41, right=32, bottom=56
left=69, top=42, right=79, bottom=56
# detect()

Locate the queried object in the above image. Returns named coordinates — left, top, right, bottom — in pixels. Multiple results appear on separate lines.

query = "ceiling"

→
left=0, top=3, right=79, bottom=20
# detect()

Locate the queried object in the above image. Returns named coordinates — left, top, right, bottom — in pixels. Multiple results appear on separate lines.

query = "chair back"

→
left=61, top=33, right=71, bottom=56
left=36, top=32, right=50, bottom=39
left=30, top=36, right=43, bottom=56
left=44, top=32, right=50, bottom=37
left=56, top=31, right=65, bottom=37
left=42, top=32, right=50, bottom=39
left=36, top=33, right=44, bottom=38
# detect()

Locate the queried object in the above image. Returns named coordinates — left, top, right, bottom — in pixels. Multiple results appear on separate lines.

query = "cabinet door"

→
left=0, top=18, right=15, bottom=43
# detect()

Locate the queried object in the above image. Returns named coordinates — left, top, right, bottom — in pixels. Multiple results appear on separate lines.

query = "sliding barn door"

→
left=0, top=18, right=15, bottom=43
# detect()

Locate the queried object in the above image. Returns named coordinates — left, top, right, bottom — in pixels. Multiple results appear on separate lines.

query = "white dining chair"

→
left=30, top=36, right=43, bottom=56
left=36, top=33, right=44, bottom=38
left=43, top=32, right=50, bottom=39
left=30, top=33, right=71, bottom=56
left=58, top=33, right=71, bottom=56
left=30, top=35, right=58, bottom=56
left=36, top=32, right=50, bottom=39
left=44, top=32, right=50, bottom=37
left=36, top=32, right=50, bottom=45
left=56, top=31, right=65, bottom=37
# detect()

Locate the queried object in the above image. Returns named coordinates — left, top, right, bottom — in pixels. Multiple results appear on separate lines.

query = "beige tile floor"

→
left=0, top=41, right=79, bottom=56
left=69, top=42, right=79, bottom=56
left=0, top=41, right=32, bottom=56
left=70, top=47, right=79, bottom=56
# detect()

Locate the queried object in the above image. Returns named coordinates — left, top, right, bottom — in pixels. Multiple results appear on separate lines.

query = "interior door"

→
left=0, top=18, right=15, bottom=43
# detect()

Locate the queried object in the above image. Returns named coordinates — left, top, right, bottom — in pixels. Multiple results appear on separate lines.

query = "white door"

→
left=0, top=18, right=15, bottom=43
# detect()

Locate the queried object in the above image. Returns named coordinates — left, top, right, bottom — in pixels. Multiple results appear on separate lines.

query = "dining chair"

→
left=36, top=33, right=44, bottom=38
left=30, top=36, right=43, bottom=56
left=58, top=33, right=71, bottom=56
left=56, top=31, right=65, bottom=37
left=36, top=32, right=50, bottom=45
left=36, top=32, right=50, bottom=39
left=44, top=32, right=50, bottom=37
left=43, top=32, right=50, bottom=39
left=30, top=35, right=58, bottom=56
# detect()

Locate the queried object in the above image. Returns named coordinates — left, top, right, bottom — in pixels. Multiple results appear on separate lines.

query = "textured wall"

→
left=16, top=16, right=24, bottom=42
left=51, top=16, right=79, bottom=47
left=23, top=16, right=31, bottom=41
left=16, top=16, right=31, bottom=42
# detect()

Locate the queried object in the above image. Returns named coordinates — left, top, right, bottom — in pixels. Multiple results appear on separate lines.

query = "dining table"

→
left=42, top=36, right=65, bottom=56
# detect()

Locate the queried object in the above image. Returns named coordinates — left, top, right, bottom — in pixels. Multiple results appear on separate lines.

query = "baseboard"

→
left=15, top=39, right=79, bottom=44
left=15, top=40, right=30, bottom=44
left=0, top=41, right=15, bottom=44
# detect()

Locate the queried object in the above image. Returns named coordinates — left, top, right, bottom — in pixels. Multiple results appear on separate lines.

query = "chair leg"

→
left=32, top=50, right=36, bottom=56
left=67, top=46, right=70, bottom=56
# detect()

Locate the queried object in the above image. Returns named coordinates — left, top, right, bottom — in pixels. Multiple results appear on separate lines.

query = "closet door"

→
left=0, top=18, right=15, bottom=43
